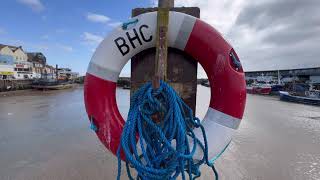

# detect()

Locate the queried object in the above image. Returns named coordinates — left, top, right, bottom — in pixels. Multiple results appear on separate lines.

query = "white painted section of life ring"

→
left=87, top=11, right=196, bottom=83
left=192, top=108, right=235, bottom=161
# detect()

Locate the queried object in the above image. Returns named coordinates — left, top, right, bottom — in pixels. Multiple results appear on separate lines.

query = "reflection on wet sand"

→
left=0, top=86, right=319, bottom=180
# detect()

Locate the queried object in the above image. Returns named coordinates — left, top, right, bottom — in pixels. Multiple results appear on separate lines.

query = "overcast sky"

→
left=1, top=0, right=319, bottom=77
left=172, top=0, right=320, bottom=72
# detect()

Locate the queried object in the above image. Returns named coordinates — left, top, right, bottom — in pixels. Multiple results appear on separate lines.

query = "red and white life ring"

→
left=84, top=11, right=246, bottom=161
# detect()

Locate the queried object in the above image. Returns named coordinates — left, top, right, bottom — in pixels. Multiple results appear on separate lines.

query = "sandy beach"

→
left=0, top=86, right=319, bottom=180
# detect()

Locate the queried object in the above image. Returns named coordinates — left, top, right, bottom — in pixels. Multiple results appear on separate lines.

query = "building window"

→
left=14, top=68, right=17, bottom=71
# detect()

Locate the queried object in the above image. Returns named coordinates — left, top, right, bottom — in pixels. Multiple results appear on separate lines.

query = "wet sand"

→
left=0, top=86, right=319, bottom=180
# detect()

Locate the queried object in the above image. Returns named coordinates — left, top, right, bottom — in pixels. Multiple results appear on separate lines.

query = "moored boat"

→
left=246, top=84, right=272, bottom=95
left=271, top=84, right=284, bottom=94
left=32, top=79, right=74, bottom=90
left=254, top=86, right=272, bottom=95
left=279, top=91, right=320, bottom=106
left=246, top=86, right=254, bottom=94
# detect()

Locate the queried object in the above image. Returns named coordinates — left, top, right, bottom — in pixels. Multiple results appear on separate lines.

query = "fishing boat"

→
left=254, top=85, right=272, bottom=95
left=279, top=90, right=320, bottom=106
left=246, top=83, right=272, bottom=95
left=271, top=84, right=284, bottom=94
left=32, top=79, right=74, bottom=90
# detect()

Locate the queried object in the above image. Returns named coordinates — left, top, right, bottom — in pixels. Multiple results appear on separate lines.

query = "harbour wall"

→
left=0, top=80, right=33, bottom=92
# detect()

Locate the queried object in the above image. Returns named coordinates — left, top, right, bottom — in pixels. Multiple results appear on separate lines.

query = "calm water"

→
left=0, top=86, right=319, bottom=180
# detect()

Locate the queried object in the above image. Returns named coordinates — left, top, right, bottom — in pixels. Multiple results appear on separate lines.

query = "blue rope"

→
left=89, top=116, right=98, bottom=132
left=116, top=81, right=218, bottom=179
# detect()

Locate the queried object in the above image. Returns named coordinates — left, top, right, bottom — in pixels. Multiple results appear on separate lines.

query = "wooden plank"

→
left=153, top=1, right=170, bottom=88
left=131, top=7, right=200, bottom=114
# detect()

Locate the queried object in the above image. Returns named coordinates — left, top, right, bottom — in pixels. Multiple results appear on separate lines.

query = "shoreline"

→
left=0, top=84, right=82, bottom=97
left=0, top=89, right=35, bottom=97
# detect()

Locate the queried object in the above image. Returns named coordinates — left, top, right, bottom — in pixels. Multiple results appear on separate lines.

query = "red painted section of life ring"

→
left=84, top=74, right=125, bottom=157
left=184, top=19, right=246, bottom=119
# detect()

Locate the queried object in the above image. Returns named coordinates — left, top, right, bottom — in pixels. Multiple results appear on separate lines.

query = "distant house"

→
left=43, top=65, right=56, bottom=79
left=27, top=52, right=47, bottom=78
left=0, top=45, right=15, bottom=58
left=0, top=44, right=28, bottom=62
left=0, top=44, right=32, bottom=79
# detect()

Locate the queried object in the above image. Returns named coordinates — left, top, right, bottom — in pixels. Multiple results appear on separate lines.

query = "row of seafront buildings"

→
left=245, top=67, right=320, bottom=84
left=0, top=44, right=78, bottom=80
left=245, top=67, right=320, bottom=91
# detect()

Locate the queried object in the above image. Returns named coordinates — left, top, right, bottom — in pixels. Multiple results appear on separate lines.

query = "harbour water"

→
left=0, top=86, right=319, bottom=180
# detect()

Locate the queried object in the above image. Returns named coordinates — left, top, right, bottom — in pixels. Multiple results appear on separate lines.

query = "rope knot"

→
left=193, top=118, right=201, bottom=128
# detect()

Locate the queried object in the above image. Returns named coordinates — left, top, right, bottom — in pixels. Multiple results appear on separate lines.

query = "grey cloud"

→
left=236, top=0, right=319, bottom=30
left=265, top=25, right=320, bottom=45
left=228, top=0, right=320, bottom=71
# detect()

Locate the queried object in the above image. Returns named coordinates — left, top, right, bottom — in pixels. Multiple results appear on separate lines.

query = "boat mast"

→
left=56, top=64, right=58, bottom=81
left=278, top=70, right=281, bottom=85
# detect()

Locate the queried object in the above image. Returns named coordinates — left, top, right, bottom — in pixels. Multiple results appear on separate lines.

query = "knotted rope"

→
left=117, top=81, right=217, bottom=180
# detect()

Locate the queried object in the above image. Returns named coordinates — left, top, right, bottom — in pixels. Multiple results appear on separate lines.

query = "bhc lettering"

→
left=114, top=24, right=152, bottom=56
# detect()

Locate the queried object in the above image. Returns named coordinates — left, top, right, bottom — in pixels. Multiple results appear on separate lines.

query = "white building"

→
left=13, top=61, right=33, bottom=79
left=27, top=52, right=47, bottom=79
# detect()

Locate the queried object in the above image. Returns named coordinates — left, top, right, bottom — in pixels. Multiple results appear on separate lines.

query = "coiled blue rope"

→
left=116, top=81, right=217, bottom=180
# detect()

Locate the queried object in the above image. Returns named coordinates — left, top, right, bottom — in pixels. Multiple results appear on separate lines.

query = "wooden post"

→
left=131, top=6, right=200, bottom=115
left=152, top=0, right=173, bottom=88
left=158, top=0, right=174, bottom=8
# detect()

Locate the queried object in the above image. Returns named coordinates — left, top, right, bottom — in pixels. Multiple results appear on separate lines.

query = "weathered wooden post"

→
left=152, top=0, right=170, bottom=88
left=131, top=1, right=199, bottom=114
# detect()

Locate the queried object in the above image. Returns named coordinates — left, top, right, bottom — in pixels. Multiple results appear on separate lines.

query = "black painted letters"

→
left=114, top=24, right=153, bottom=56
left=114, top=37, right=130, bottom=56
left=139, top=25, right=152, bottom=42
left=126, top=29, right=142, bottom=49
